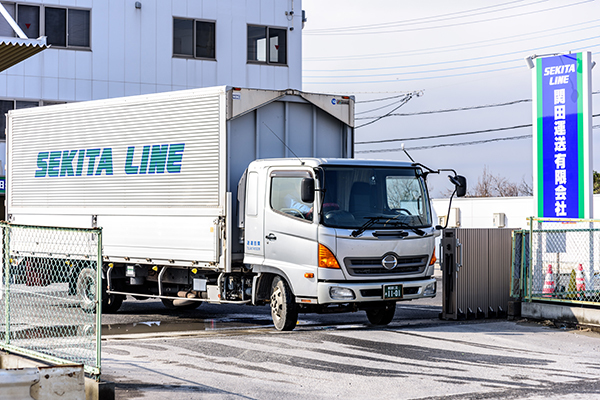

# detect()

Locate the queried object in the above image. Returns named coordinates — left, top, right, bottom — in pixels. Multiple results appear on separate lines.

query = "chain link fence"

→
left=0, top=223, right=102, bottom=377
left=513, top=217, right=600, bottom=305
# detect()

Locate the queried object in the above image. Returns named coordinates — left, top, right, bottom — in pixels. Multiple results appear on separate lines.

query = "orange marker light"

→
left=304, top=273, right=314, bottom=278
left=319, top=244, right=341, bottom=269
left=429, top=248, right=437, bottom=266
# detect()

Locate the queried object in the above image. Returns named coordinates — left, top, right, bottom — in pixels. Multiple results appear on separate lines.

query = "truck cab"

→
left=239, top=158, right=439, bottom=330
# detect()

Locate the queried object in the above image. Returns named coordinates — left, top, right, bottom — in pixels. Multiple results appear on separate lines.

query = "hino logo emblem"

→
left=382, top=254, right=398, bottom=270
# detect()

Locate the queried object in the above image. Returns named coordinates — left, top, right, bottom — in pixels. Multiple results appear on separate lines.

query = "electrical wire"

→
left=356, top=91, right=600, bottom=121
left=304, top=0, right=593, bottom=36
left=355, top=135, right=534, bottom=153
left=355, top=95, right=415, bottom=129
left=356, top=124, right=531, bottom=143
left=304, top=20, right=600, bottom=62
left=304, top=35, right=600, bottom=75
left=305, top=0, right=534, bottom=34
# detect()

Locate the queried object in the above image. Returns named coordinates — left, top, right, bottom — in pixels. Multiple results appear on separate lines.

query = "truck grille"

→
left=344, top=255, right=428, bottom=276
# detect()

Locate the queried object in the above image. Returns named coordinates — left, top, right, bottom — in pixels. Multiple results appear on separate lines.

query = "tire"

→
left=102, top=291, right=124, bottom=313
left=161, top=298, right=202, bottom=310
left=270, top=277, right=298, bottom=331
left=366, top=302, right=396, bottom=325
left=76, top=268, right=123, bottom=313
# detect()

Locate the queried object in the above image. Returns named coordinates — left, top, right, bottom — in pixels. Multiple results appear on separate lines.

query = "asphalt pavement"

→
left=99, top=271, right=600, bottom=399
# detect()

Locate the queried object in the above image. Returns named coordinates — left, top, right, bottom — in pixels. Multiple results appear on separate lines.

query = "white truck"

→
left=6, top=86, right=465, bottom=330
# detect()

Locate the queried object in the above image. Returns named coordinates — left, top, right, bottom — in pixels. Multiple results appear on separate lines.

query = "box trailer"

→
left=6, top=86, right=464, bottom=330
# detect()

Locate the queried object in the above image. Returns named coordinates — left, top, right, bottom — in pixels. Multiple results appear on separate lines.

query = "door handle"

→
left=266, top=233, right=277, bottom=241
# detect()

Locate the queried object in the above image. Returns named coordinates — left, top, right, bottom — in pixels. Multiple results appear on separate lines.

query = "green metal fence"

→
left=0, top=223, right=102, bottom=377
left=513, top=217, right=600, bottom=305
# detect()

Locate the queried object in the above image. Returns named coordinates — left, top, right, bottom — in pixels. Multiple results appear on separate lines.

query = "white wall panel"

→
left=140, top=0, right=157, bottom=85
left=58, top=50, right=76, bottom=79
left=42, top=77, right=59, bottom=100
left=75, top=52, right=92, bottom=80
left=108, top=0, right=125, bottom=82
left=0, top=0, right=303, bottom=116
left=75, top=79, right=92, bottom=100
left=58, top=77, right=75, bottom=100
left=108, top=81, right=125, bottom=98
left=124, top=2, right=142, bottom=84
left=202, top=0, right=218, bottom=20
left=171, top=0, right=186, bottom=17
left=91, top=0, right=109, bottom=81
left=0, top=74, right=7, bottom=97
left=140, top=83, right=157, bottom=95
left=124, top=82, right=141, bottom=96
left=7, top=74, right=24, bottom=98
left=172, top=58, right=187, bottom=86
left=155, top=0, right=172, bottom=85
left=24, top=76, right=42, bottom=99
left=92, top=80, right=108, bottom=100
left=23, top=52, right=42, bottom=76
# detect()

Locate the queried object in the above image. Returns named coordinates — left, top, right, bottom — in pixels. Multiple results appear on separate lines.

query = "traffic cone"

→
left=576, top=264, right=586, bottom=299
left=542, top=264, right=555, bottom=297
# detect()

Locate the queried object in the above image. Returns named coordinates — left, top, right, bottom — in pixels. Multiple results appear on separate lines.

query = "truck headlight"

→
left=424, top=282, right=436, bottom=296
left=329, top=286, right=355, bottom=300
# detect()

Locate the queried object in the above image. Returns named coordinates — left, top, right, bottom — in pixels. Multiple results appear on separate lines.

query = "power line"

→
left=355, top=119, right=600, bottom=151
left=304, top=35, right=600, bottom=76
left=355, top=94, right=417, bottom=129
left=304, top=1, right=593, bottom=36
left=356, top=92, right=418, bottom=104
left=356, top=91, right=600, bottom=121
left=356, top=124, right=531, bottom=142
left=304, top=20, right=600, bottom=62
left=357, top=99, right=531, bottom=120
left=304, top=0, right=532, bottom=34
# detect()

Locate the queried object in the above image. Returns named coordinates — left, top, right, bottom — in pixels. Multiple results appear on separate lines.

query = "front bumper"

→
left=317, top=277, right=436, bottom=304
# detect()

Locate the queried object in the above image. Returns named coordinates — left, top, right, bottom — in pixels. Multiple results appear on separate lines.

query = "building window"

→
left=173, top=18, right=216, bottom=60
left=0, top=3, right=90, bottom=49
left=247, top=25, right=287, bottom=65
left=0, top=99, right=39, bottom=140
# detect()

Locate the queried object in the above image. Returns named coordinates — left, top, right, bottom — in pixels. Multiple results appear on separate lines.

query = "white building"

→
left=0, top=0, right=304, bottom=188
left=432, top=195, right=600, bottom=230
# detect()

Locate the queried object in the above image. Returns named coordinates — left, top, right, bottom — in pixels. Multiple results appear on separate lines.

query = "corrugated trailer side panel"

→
left=7, top=86, right=228, bottom=265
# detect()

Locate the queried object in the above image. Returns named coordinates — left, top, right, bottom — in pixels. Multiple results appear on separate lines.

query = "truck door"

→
left=264, top=170, right=318, bottom=297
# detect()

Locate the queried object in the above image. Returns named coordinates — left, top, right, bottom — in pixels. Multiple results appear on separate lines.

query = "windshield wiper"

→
left=384, top=220, right=426, bottom=236
left=351, top=217, right=425, bottom=237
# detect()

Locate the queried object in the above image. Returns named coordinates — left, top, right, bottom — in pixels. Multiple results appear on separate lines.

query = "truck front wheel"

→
left=270, top=277, right=298, bottom=331
left=366, top=301, right=396, bottom=325
left=76, top=268, right=123, bottom=313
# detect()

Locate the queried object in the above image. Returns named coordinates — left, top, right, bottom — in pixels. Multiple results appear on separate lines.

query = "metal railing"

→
left=0, top=223, right=102, bottom=377
left=513, top=217, right=600, bottom=305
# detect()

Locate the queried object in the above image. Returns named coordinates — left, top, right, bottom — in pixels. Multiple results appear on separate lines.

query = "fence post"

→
left=96, top=228, right=102, bottom=376
left=3, top=224, right=10, bottom=346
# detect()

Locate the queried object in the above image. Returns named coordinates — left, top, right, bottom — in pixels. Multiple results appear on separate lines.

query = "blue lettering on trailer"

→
left=34, top=143, right=185, bottom=177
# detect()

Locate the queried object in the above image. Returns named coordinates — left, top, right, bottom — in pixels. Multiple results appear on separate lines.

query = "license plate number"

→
left=384, top=284, right=403, bottom=299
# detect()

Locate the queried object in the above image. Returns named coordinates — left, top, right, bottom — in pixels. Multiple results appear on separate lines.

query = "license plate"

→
left=384, top=284, right=403, bottom=299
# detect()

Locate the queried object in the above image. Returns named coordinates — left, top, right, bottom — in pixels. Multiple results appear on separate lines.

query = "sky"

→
left=301, top=0, right=600, bottom=197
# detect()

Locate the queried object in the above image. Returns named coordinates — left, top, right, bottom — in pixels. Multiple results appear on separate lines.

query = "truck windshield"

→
left=320, top=166, right=431, bottom=229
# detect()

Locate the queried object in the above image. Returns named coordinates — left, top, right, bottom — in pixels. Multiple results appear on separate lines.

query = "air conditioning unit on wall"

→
left=493, top=212, right=506, bottom=228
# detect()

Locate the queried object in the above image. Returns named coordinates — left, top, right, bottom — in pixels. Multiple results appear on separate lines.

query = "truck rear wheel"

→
left=270, top=277, right=298, bottom=331
left=366, top=302, right=396, bottom=325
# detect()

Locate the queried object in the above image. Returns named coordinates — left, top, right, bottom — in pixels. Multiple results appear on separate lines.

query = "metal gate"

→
left=0, top=223, right=102, bottom=377
left=440, top=228, right=513, bottom=320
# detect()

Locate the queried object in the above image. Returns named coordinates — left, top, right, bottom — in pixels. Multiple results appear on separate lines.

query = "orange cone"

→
left=576, top=264, right=585, bottom=298
left=542, top=265, right=555, bottom=297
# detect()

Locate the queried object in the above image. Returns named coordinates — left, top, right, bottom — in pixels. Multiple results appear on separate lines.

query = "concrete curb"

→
left=0, top=352, right=114, bottom=400
left=522, top=302, right=600, bottom=328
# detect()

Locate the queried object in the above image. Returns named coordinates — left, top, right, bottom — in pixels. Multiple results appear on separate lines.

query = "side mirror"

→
left=301, top=178, right=315, bottom=203
left=450, top=175, right=467, bottom=197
